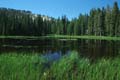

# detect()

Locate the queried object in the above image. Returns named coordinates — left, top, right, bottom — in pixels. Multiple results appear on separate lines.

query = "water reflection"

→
left=42, top=51, right=62, bottom=62
left=0, top=38, right=120, bottom=60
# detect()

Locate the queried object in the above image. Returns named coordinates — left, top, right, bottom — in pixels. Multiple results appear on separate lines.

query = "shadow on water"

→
left=0, top=38, right=120, bottom=61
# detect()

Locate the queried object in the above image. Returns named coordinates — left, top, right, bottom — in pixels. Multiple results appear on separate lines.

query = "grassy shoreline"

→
left=0, top=35, right=120, bottom=41
left=0, top=52, right=120, bottom=80
left=49, top=35, right=120, bottom=41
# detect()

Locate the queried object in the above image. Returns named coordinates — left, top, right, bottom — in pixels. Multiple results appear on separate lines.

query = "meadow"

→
left=0, top=35, right=120, bottom=41
left=0, top=52, right=120, bottom=80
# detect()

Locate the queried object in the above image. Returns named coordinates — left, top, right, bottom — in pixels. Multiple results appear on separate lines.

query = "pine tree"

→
left=105, top=5, right=112, bottom=36
left=111, top=2, right=119, bottom=36
left=88, top=9, right=95, bottom=35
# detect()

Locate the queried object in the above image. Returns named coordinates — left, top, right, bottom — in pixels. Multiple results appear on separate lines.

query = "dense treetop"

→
left=0, top=2, right=119, bottom=37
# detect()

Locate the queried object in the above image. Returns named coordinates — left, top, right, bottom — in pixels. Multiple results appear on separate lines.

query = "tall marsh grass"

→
left=0, top=52, right=120, bottom=80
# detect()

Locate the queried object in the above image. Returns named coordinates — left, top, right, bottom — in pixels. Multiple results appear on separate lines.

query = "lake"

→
left=0, top=38, right=120, bottom=60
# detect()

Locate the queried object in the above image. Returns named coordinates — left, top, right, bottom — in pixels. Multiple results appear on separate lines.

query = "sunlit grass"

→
left=0, top=35, right=120, bottom=40
left=51, top=35, right=120, bottom=41
left=0, top=52, right=120, bottom=80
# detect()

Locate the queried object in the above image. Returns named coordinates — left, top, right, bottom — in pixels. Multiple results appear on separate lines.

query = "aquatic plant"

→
left=0, top=52, right=120, bottom=80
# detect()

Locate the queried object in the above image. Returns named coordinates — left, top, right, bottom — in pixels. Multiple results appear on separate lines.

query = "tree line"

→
left=0, top=2, right=119, bottom=36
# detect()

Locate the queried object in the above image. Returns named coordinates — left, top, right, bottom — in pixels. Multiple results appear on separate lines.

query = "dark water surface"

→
left=0, top=38, right=120, bottom=60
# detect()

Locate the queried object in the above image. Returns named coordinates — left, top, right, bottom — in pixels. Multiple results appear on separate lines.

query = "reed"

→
left=0, top=52, right=120, bottom=80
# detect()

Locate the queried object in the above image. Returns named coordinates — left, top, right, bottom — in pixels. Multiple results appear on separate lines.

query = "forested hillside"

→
left=0, top=2, right=119, bottom=36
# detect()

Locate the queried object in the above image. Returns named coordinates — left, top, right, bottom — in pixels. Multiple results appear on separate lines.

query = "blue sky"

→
left=0, top=0, right=120, bottom=20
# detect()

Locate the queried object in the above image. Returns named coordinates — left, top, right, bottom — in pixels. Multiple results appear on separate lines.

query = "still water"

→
left=0, top=38, right=120, bottom=60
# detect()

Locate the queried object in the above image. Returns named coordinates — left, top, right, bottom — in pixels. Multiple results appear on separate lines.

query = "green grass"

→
left=0, top=35, right=120, bottom=40
left=0, top=52, right=120, bottom=80
left=0, top=36, right=47, bottom=39
left=50, top=35, right=120, bottom=41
